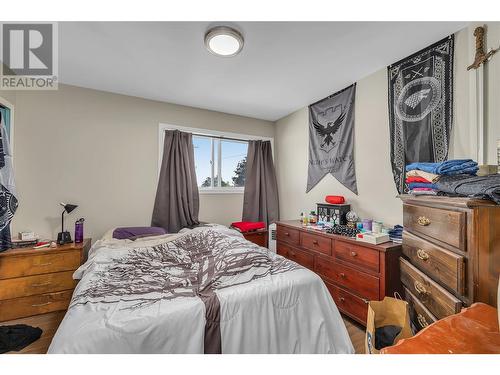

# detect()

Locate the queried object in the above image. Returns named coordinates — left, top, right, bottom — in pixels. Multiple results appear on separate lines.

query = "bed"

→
left=48, top=225, right=354, bottom=354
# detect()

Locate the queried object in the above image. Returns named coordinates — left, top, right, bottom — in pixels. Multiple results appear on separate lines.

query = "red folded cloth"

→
left=325, top=195, right=345, bottom=204
left=231, top=221, right=266, bottom=233
left=406, top=176, right=431, bottom=183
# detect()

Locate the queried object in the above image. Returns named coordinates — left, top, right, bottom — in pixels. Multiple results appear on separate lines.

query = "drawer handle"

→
left=339, top=272, right=346, bottom=279
left=339, top=297, right=345, bottom=303
left=37, top=262, right=52, bottom=267
left=417, top=216, right=431, bottom=226
left=284, top=232, right=290, bottom=236
left=31, top=282, right=52, bottom=287
left=417, top=314, right=429, bottom=328
left=312, top=240, right=318, bottom=245
left=414, top=281, right=428, bottom=295
left=417, top=249, right=430, bottom=261
left=350, top=251, right=358, bottom=257
left=31, top=302, right=52, bottom=307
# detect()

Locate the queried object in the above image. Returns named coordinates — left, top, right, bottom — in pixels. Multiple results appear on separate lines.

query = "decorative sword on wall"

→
left=467, top=26, right=498, bottom=70
left=468, top=25, right=499, bottom=175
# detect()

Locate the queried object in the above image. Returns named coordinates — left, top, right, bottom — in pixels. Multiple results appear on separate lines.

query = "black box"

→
left=316, top=203, right=350, bottom=225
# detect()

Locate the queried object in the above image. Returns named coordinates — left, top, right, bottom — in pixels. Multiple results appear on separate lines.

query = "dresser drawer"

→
left=327, top=282, right=368, bottom=324
left=400, top=258, right=462, bottom=319
left=334, top=240, right=379, bottom=272
left=404, top=287, right=438, bottom=331
left=0, top=290, right=73, bottom=321
left=0, top=271, right=76, bottom=300
left=315, top=257, right=379, bottom=300
left=300, top=232, right=331, bottom=255
left=276, top=225, right=300, bottom=246
left=403, top=204, right=466, bottom=250
left=277, top=242, right=314, bottom=269
left=0, top=250, right=81, bottom=279
left=402, top=231, right=465, bottom=295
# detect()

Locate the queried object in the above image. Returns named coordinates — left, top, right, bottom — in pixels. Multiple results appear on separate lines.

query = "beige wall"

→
left=275, top=27, right=474, bottom=227
left=7, top=85, right=273, bottom=241
left=484, top=23, right=500, bottom=165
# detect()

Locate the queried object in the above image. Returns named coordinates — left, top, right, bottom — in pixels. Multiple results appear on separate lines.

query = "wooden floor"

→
left=1, top=311, right=66, bottom=354
left=2, top=311, right=365, bottom=354
left=342, top=314, right=366, bottom=354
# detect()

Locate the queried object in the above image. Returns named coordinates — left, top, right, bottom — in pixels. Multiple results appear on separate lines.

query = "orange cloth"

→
left=380, top=303, right=500, bottom=354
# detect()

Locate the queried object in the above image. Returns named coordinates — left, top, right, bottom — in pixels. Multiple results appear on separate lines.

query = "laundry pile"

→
left=405, top=159, right=479, bottom=196
left=388, top=225, right=403, bottom=244
left=404, top=159, right=500, bottom=204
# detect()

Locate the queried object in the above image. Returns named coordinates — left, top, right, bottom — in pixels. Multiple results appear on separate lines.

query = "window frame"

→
left=158, top=123, right=274, bottom=195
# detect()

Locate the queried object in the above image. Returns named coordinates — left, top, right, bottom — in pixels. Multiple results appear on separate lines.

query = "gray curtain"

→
left=242, top=140, right=279, bottom=226
left=152, top=130, right=199, bottom=233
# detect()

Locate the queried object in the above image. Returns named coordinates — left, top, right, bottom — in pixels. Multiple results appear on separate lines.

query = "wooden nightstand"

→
left=243, top=229, right=268, bottom=248
left=0, top=239, right=91, bottom=322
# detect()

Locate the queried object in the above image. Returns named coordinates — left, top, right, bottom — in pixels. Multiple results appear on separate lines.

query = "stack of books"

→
left=11, top=239, right=38, bottom=248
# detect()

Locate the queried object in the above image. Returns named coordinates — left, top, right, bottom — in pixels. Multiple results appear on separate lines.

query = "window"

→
left=193, top=135, right=248, bottom=191
left=159, top=124, right=273, bottom=194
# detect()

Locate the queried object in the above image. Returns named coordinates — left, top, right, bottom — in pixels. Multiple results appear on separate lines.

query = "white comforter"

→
left=48, top=225, right=354, bottom=354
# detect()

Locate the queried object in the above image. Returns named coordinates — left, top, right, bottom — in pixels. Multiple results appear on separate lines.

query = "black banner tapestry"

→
left=0, top=110, right=18, bottom=252
left=388, top=35, right=454, bottom=193
left=307, top=84, right=357, bottom=194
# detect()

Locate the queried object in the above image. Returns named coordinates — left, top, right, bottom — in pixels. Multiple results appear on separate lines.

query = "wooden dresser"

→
left=0, top=239, right=91, bottom=322
left=276, top=221, right=402, bottom=325
left=400, top=195, right=500, bottom=332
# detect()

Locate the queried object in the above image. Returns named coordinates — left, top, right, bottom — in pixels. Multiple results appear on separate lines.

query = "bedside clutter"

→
left=0, top=239, right=91, bottom=321
left=276, top=220, right=402, bottom=325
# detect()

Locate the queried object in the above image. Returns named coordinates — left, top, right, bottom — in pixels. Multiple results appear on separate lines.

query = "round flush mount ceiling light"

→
left=204, top=26, right=244, bottom=57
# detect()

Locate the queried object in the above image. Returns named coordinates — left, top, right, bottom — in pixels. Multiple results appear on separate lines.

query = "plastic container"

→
left=372, top=221, right=383, bottom=234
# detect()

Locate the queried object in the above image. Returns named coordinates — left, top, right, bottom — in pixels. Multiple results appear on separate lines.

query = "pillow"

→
left=112, top=226, right=166, bottom=240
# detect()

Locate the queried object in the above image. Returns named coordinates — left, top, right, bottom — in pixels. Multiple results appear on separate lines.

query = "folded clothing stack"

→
left=436, top=174, right=500, bottom=204
left=405, top=159, right=478, bottom=196
left=388, top=225, right=403, bottom=244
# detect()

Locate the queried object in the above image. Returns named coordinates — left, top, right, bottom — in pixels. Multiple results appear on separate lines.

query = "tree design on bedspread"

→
left=70, top=229, right=300, bottom=309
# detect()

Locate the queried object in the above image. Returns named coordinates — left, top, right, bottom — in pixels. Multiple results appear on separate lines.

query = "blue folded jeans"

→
left=406, top=159, right=478, bottom=175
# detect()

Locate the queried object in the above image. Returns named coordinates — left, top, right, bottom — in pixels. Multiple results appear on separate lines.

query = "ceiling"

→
left=59, top=22, right=467, bottom=121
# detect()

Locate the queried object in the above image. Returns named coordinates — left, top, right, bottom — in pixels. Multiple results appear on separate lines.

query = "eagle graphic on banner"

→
left=312, top=107, right=346, bottom=152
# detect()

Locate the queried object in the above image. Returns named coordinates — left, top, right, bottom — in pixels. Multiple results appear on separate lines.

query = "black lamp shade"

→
left=63, top=204, right=78, bottom=214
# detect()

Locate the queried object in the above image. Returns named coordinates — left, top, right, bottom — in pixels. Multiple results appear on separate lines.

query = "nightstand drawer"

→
left=243, top=230, right=267, bottom=247
left=0, top=250, right=81, bottom=279
left=0, top=290, right=73, bottom=321
left=0, top=271, right=76, bottom=300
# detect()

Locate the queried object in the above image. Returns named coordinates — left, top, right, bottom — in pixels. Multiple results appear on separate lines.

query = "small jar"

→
left=362, top=219, right=373, bottom=231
